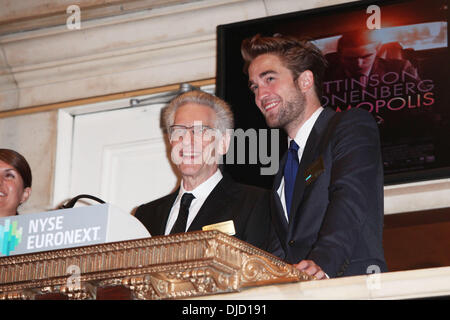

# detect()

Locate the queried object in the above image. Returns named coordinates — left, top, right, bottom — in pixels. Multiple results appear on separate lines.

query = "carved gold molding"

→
left=0, top=230, right=313, bottom=300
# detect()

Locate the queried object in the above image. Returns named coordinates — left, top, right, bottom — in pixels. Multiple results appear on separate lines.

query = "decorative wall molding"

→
left=0, top=78, right=214, bottom=119
left=0, top=0, right=354, bottom=111
left=0, top=0, right=191, bottom=36
left=384, top=178, right=450, bottom=214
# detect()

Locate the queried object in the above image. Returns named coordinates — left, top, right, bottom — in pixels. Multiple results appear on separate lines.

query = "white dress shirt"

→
left=164, top=169, right=223, bottom=235
left=277, top=107, right=324, bottom=222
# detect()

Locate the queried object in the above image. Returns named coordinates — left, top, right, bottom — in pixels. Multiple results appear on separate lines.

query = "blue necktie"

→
left=284, top=140, right=299, bottom=217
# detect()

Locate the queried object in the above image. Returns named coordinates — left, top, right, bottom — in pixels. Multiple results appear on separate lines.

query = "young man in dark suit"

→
left=134, top=90, right=271, bottom=251
left=241, top=34, right=387, bottom=278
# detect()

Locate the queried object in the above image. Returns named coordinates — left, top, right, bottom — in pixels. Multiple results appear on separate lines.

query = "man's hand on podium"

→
left=294, top=260, right=327, bottom=280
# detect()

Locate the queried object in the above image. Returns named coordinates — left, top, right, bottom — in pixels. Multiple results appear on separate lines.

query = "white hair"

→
left=162, top=90, right=234, bottom=134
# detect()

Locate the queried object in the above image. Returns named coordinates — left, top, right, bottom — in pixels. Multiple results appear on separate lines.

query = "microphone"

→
left=60, top=194, right=105, bottom=209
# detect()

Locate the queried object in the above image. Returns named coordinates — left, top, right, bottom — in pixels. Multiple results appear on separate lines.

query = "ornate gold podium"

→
left=0, top=230, right=312, bottom=300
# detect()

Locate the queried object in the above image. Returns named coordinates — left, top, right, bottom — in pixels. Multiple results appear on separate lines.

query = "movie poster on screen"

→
left=278, top=0, right=449, bottom=179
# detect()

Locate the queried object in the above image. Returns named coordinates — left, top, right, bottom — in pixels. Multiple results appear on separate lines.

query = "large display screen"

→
left=216, top=0, right=449, bottom=187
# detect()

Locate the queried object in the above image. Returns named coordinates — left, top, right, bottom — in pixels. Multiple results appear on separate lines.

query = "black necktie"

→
left=170, top=193, right=195, bottom=234
left=284, top=140, right=299, bottom=217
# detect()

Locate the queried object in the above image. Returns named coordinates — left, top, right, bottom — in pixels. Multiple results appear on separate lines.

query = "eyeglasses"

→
left=168, top=124, right=215, bottom=141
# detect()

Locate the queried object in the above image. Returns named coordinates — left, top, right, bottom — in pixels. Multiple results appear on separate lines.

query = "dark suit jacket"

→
left=268, top=107, right=388, bottom=277
left=134, top=174, right=271, bottom=251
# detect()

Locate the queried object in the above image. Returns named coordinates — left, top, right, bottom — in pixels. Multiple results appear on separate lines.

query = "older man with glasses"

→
left=134, top=90, right=271, bottom=251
